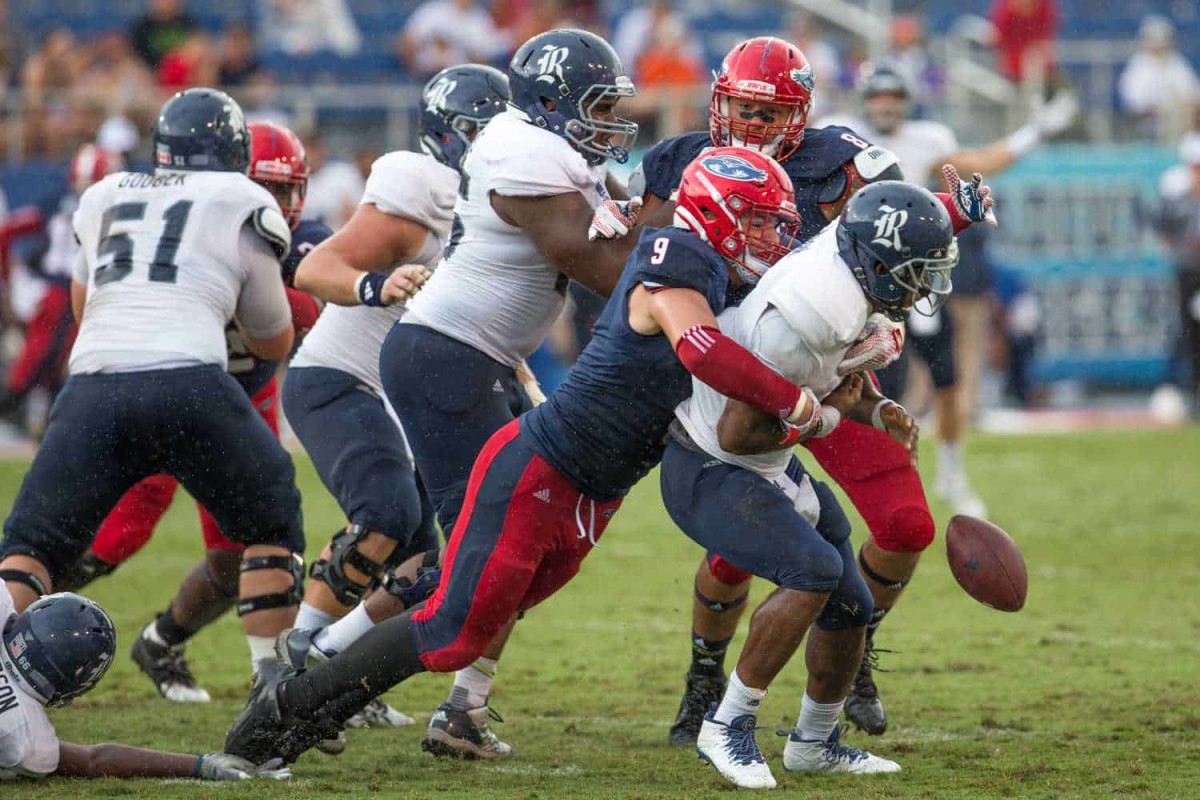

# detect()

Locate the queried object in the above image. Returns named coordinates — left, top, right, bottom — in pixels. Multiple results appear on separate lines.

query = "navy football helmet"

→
left=419, top=64, right=511, bottom=174
left=152, top=87, right=250, bottom=173
left=508, top=28, right=637, bottom=165
left=858, top=61, right=911, bottom=135
left=836, top=181, right=957, bottom=319
left=2, top=592, right=115, bottom=707
left=858, top=61, right=911, bottom=99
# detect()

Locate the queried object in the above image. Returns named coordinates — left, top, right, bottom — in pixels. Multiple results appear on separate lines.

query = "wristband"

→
left=778, top=421, right=803, bottom=447
left=812, top=405, right=841, bottom=438
left=871, top=399, right=899, bottom=431
left=193, top=754, right=204, bottom=778
left=1006, top=125, right=1040, bottom=158
left=354, top=272, right=387, bottom=307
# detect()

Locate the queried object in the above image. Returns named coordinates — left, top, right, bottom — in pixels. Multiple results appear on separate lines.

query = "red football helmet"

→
left=69, top=144, right=124, bottom=195
left=248, top=121, right=308, bottom=229
left=675, top=147, right=800, bottom=283
left=710, top=36, right=814, bottom=160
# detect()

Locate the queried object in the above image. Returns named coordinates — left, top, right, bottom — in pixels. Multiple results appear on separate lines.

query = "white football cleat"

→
left=782, top=725, right=901, bottom=774
left=697, top=711, right=776, bottom=790
left=346, top=698, right=415, bottom=728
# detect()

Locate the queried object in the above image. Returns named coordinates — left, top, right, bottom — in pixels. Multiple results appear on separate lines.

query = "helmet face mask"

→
left=710, top=37, right=813, bottom=161
left=562, top=80, right=637, bottom=165
left=419, top=64, right=511, bottom=173
left=248, top=121, right=308, bottom=230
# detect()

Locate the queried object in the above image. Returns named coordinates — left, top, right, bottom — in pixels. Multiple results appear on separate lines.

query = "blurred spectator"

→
left=219, top=22, right=267, bottom=87
left=397, top=0, right=508, bottom=80
left=130, top=0, right=197, bottom=69
left=1153, top=132, right=1200, bottom=416
left=0, top=0, right=20, bottom=101
left=97, top=115, right=141, bottom=156
left=888, top=14, right=944, bottom=113
left=635, top=17, right=702, bottom=88
left=21, top=29, right=88, bottom=110
left=505, top=0, right=580, bottom=46
left=989, top=0, right=1058, bottom=86
left=1118, top=16, right=1200, bottom=143
left=158, top=31, right=219, bottom=93
left=72, top=31, right=158, bottom=125
left=784, top=11, right=841, bottom=114
left=303, top=136, right=365, bottom=230
left=612, top=0, right=701, bottom=82
left=257, top=0, right=363, bottom=58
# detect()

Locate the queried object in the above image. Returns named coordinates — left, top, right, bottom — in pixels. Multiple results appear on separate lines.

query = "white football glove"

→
left=587, top=197, right=643, bottom=241
left=941, top=164, right=997, bottom=227
left=1032, top=89, right=1079, bottom=138
left=196, top=752, right=291, bottom=781
left=838, top=313, right=906, bottom=375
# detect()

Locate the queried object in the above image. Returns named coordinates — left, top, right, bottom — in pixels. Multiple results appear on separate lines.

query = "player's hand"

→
left=587, top=197, right=643, bottom=241
left=823, top=372, right=864, bottom=414
left=838, top=313, right=905, bottom=375
left=381, top=264, right=431, bottom=306
left=1032, top=89, right=1079, bottom=137
left=196, top=752, right=291, bottom=781
left=941, top=164, right=997, bottom=227
left=879, top=402, right=920, bottom=466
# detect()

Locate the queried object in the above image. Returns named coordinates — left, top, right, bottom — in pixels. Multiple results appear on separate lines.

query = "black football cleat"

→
left=421, top=702, right=513, bottom=760
left=224, top=658, right=337, bottom=765
left=845, top=632, right=889, bottom=735
left=668, top=669, right=727, bottom=747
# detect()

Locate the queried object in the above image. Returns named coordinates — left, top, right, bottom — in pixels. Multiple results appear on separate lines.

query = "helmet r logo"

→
left=425, top=78, right=458, bottom=112
left=871, top=205, right=908, bottom=251
left=535, top=45, right=570, bottom=82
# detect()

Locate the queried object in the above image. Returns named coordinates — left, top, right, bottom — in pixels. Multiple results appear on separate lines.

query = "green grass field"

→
left=2, top=427, right=1199, bottom=799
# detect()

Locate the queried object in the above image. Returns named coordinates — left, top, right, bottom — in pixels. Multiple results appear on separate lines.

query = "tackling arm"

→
left=55, top=743, right=286, bottom=780
left=294, top=204, right=431, bottom=306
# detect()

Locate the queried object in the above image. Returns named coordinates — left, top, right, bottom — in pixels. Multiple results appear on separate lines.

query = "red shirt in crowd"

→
left=990, top=0, right=1058, bottom=82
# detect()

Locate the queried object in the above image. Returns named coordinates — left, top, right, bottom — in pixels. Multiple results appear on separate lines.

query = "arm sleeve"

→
left=235, top=223, right=292, bottom=339
left=675, top=324, right=803, bottom=419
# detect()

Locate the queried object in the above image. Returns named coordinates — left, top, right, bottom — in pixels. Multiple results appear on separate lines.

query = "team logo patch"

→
left=8, top=633, right=26, bottom=660
left=535, top=45, right=570, bottom=84
left=871, top=204, right=909, bottom=251
left=791, top=65, right=815, bottom=92
left=700, top=154, right=767, bottom=182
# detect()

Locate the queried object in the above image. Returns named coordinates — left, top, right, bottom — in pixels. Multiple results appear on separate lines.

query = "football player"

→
left=51, top=122, right=328, bottom=705
left=0, top=578, right=288, bottom=781
left=276, top=64, right=510, bottom=750
left=222, top=147, right=826, bottom=767
left=0, top=89, right=306, bottom=674
left=617, top=35, right=936, bottom=744
left=662, top=180, right=963, bottom=788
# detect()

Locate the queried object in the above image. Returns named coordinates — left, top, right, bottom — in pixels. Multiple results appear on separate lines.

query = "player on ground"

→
left=221, top=147, right=824, bottom=767
left=665, top=181, right=961, bottom=788
left=331, top=29, right=641, bottom=759
left=0, top=88, right=306, bottom=674
left=820, top=61, right=1076, bottom=520
left=277, top=64, right=510, bottom=748
left=0, top=145, right=123, bottom=436
left=0, top=579, right=289, bottom=781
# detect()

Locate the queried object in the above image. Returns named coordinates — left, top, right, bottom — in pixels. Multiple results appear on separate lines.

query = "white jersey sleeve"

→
left=0, top=582, right=59, bottom=780
left=291, top=151, right=459, bottom=395
left=403, top=110, right=610, bottom=368
left=69, top=171, right=284, bottom=375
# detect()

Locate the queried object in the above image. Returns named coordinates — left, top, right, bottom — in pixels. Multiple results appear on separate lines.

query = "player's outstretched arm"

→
left=492, top=191, right=639, bottom=297
left=56, top=742, right=290, bottom=780
left=294, top=203, right=431, bottom=306
left=840, top=375, right=920, bottom=464
left=716, top=374, right=863, bottom=456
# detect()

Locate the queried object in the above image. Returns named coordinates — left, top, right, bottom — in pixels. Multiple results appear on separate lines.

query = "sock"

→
left=867, top=606, right=890, bottom=637
left=938, top=441, right=964, bottom=482
left=313, top=602, right=374, bottom=656
left=691, top=631, right=733, bottom=676
left=247, top=635, right=276, bottom=673
left=448, top=657, right=497, bottom=711
left=795, top=692, right=844, bottom=742
left=712, top=669, right=766, bottom=726
left=151, top=609, right=193, bottom=648
left=294, top=602, right=338, bottom=631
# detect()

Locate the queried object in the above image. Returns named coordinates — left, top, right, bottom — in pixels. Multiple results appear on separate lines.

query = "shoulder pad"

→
left=252, top=206, right=292, bottom=260
left=853, top=146, right=901, bottom=182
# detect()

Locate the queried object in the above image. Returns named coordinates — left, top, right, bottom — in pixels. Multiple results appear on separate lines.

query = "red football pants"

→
left=6, top=283, right=76, bottom=396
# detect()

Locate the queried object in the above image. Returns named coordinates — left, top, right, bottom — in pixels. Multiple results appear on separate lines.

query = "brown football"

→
left=945, top=515, right=1028, bottom=611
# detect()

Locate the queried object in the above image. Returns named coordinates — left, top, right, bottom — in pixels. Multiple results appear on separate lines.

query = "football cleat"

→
left=781, top=724, right=901, bottom=774
left=669, top=669, right=728, bottom=747
left=421, top=702, right=514, bottom=760
left=845, top=631, right=888, bottom=735
left=274, top=628, right=345, bottom=754
left=346, top=698, right=415, bottom=728
left=224, top=658, right=337, bottom=765
left=130, top=634, right=211, bottom=703
left=696, top=709, right=776, bottom=790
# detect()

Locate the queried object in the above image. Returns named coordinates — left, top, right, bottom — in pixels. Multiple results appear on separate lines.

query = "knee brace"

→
left=309, top=524, right=389, bottom=606
left=694, top=581, right=748, bottom=614
left=706, top=553, right=753, bottom=587
left=235, top=552, right=305, bottom=616
left=872, top=504, right=936, bottom=553
left=380, top=549, right=441, bottom=610
left=0, top=569, right=47, bottom=598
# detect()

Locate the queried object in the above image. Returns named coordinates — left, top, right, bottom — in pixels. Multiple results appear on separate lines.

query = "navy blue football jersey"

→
left=228, top=218, right=331, bottom=395
left=523, top=225, right=731, bottom=500
left=638, top=127, right=879, bottom=244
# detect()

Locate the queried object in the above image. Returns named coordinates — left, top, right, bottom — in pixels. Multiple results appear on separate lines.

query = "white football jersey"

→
left=402, top=109, right=611, bottom=368
left=0, top=582, right=59, bottom=780
left=292, top=151, right=457, bottom=396
left=69, top=170, right=292, bottom=375
left=819, top=115, right=959, bottom=187
left=675, top=223, right=871, bottom=480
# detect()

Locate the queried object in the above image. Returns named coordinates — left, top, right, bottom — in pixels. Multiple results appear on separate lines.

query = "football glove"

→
left=587, top=197, right=643, bottom=241
left=196, top=752, right=291, bottom=781
left=941, top=164, right=997, bottom=227
left=838, top=313, right=906, bottom=375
